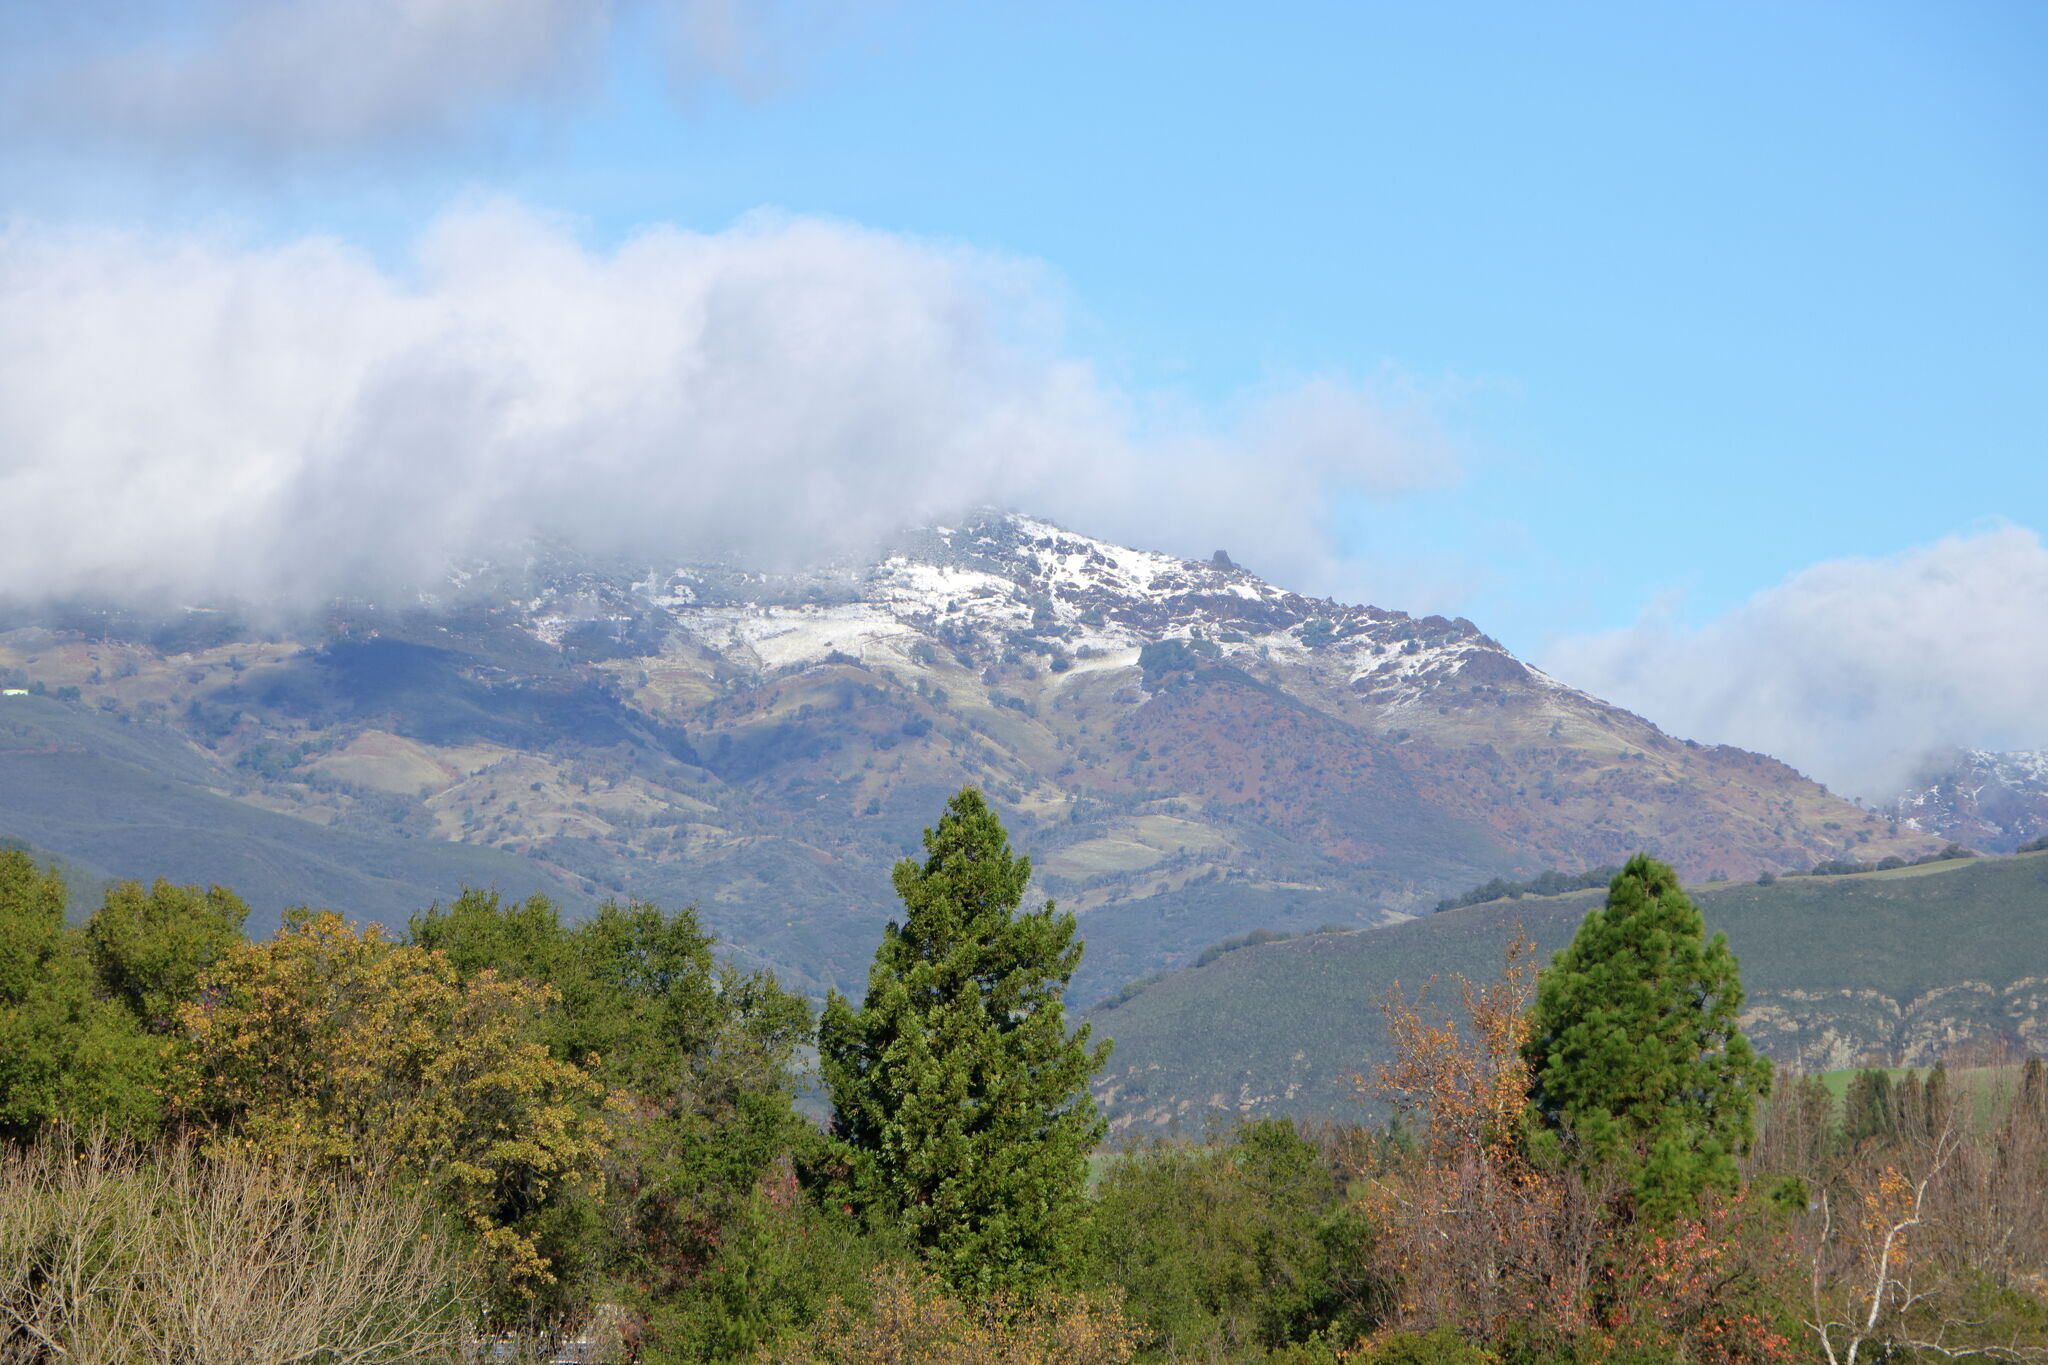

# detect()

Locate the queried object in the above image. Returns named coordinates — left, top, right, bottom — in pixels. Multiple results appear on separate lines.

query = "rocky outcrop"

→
left=1742, top=977, right=2048, bottom=1070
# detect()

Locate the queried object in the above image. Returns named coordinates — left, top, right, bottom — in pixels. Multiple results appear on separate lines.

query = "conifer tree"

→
left=819, top=787, right=1108, bottom=1295
left=1522, top=852, right=1771, bottom=1222
left=1842, top=1068, right=1897, bottom=1145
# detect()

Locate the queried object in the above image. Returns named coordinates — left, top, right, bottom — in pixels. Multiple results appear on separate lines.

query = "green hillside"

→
left=0, top=695, right=591, bottom=937
left=1085, top=850, right=2048, bottom=1132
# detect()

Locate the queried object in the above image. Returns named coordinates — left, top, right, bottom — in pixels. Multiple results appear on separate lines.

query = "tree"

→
left=819, top=787, right=1108, bottom=1295
left=168, top=910, right=608, bottom=1318
left=1361, top=935, right=1604, bottom=1343
left=410, top=889, right=815, bottom=1344
left=0, top=851, right=160, bottom=1140
left=1523, top=853, right=1772, bottom=1222
left=85, top=877, right=248, bottom=1033
left=1842, top=1069, right=1898, bottom=1146
left=1089, top=1119, right=1371, bottom=1358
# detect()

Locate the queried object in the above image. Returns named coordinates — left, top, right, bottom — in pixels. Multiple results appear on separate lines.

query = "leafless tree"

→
left=1802, top=1102, right=2048, bottom=1365
left=0, top=1131, right=474, bottom=1365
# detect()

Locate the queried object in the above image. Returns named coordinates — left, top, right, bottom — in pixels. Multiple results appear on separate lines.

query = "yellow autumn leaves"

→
left=166, top=910, right=609, bottom=1309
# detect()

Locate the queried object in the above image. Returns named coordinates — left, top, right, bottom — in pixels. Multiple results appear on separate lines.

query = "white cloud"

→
left=2, top=0, right=872, bottom=162
left=0, top=201, right=1453, bottom=607
left=9, top=0, right=605, bottom=159
left=1542, top=526, right=2048, bottom=799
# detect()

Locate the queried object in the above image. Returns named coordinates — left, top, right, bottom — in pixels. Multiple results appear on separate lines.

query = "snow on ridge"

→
left=510, top=511, right=1562, bottom=688
left=1957, top=748, right=2048, bottom=788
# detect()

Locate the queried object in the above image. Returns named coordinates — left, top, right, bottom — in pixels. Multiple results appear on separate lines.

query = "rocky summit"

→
left=0, top=512, right=1944, bottom=1002
left=1892, top=748, right=2048, bottom=852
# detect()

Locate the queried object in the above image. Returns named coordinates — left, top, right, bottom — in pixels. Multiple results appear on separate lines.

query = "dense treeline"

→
left=2, top=808, right=2045, bottom=1363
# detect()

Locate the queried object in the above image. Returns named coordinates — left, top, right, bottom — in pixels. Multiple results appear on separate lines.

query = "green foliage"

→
left=85, top=877, right=248, bottom=1032
left=408, top=888, right=816, bottom=1334
left=1088, top=1119, right=1379, bottom=1359
left=169, top=909, right=609, bottom=1319
left=1841, top=1068, right=1899, bottom=1145
left=754, top=1261, right=1140, bottom=1365
left=819, top=787, right=1108, bottom=1296
left=1433, top=865, right=1623, bottom=914
left=1523, top=854, right=1772, bottom=1222
left=0, top=851, right=160, bottom=1140
left=1356, top=1327, right=1494, bottom=1365
left=639, top=1187, right=906, bottom=1363
left=1800, top=842, right=1978, bottom=877
left=1193, top=925, right=1295, bottom=967
left=1841, top=1068, right=1896, bottom=1144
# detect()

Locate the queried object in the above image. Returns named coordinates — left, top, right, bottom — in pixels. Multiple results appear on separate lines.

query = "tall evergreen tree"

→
left=819, top=787, right=1108, bottom=1295
left=1523, top=853, right=1771, bottom=1222
left=1842, top=1068, right=1898, bottom=1145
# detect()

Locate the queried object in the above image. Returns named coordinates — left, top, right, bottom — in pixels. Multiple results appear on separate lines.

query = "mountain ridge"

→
left=0, top=511, right=1947, bottom=1000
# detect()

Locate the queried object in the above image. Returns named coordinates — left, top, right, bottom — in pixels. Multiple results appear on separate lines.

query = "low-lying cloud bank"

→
left=0, top=201, right=1451, bottom=606
left=1543, top=525, right=2048, bottom=801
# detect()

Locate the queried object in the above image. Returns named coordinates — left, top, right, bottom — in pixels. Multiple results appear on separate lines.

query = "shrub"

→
left=1359, top=1327, right=1496, bottom=1365
left=1089, top=1119, right=1377, bottom=1359
left=0, top=1130, right=471, bottom=1365
left=755, top=1264, right=1137, bottom=1365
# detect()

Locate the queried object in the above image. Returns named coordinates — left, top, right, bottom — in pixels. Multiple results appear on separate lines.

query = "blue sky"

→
left=0, top=0, right=2041, bottom=793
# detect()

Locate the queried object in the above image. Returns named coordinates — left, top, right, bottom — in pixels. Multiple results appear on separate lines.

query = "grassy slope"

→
left=0, top=696, right=589, bottom=937
left=1085, top=851, right=2048, bottom=1132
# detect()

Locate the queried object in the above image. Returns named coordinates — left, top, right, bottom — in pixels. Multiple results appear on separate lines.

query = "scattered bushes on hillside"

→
left=1195, top=925, right=1296, bottom=966
left=1433, top=864, right=1622, bottom=914
left=1137, top=637, right=1220, bottom=689
left=1798, top=842, right=1977, bottom=877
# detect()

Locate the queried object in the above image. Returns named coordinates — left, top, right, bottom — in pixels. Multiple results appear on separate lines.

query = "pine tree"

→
left=819, top=787, right=1109, bottom=1295
left=1842, top=1068, right=1897, bottom=1145
left=1523, top=853, right=1772, bottom=1222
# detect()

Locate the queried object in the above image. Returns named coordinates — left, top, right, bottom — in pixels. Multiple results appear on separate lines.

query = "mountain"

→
left=1891, top=749, right=2048, bottom=852
left=0, top=511, right=1943, bottom=1000
left=1085, top=850, right=2048, bottom=1133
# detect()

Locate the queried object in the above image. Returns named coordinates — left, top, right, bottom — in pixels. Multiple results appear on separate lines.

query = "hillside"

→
left=0, top=695, right=589, bottom=939
left=0, top=512, right=1942, bottom=999
left=1085, top=849, right=2048, bottom=1132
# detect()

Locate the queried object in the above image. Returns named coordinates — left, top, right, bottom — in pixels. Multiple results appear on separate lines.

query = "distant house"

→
left=0, top=688, right=27, bottom=697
